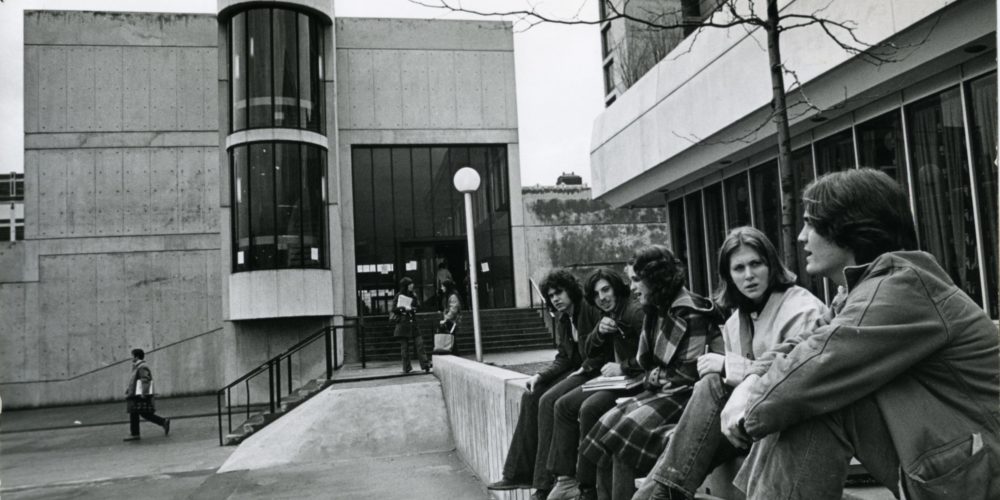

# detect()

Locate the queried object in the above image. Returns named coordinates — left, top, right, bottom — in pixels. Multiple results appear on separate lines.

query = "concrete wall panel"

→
left=36, top=150, right=68, bottom=237
left=151, top=149, right=178, bottom=232
left=123, top=48, right=151, bottom=130
left=67, top=150, right=96, bottom=236
left=345, top=50, right=375, bottom=129
left=37, top=47, right=68, bottom=132
left=66, top=47, right=96, bottom=131
left=149, top=48, right=179, bottom=131
left=481, top=51, right=507, bottom=128
left=95, top=150, right=125, bottom=235
left=454, top=52, right=483, bottom=129
left=24, top=47, right=40, bottom=133
left=177, top=48, right=203, bottom=130
left=0, top=284, right=27, bottom=383
left=426, top=51, right=457, bottom=127
left=400, top=50, right=430, bottom=129
left=123, top=149, right=151, bottom=234
left=94, top=47, right=124, bottom=132
left=372, top=50, right=403, bottom=129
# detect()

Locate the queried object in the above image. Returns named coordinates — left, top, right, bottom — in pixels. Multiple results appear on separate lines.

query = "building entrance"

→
left=398, top=240, right=467, bottom=310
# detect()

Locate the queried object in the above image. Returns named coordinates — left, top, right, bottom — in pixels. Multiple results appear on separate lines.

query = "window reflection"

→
left=229, top=8, right=325, bottom=132
left=723, top=173, right=751, bottom=230
left=750, top=161, right=782, bottom=261
left=702, top=183, right=725, bottom=292
left=814, top=129, right=855, bottom=175
left=966, top=73, right=998, bottom=317
left=907, top=87, right=981, bottom=305
left=685, top=193, right=708, bottom=296
left=857, top=109, right=907, bottom=192
left=231, top=142, right=327, bottom=271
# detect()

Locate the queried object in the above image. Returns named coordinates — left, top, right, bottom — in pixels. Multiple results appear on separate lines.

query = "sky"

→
left=0, top=0, right=604, bottom=186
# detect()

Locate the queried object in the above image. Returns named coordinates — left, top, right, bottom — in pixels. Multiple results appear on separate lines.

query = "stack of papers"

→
left=581, top=375, right=644, bottom=392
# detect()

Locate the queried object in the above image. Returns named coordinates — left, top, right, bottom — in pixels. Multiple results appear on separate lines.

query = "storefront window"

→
left=750, top=161, right=782, bottom=260
left=702, top=182, right=725, bottom=291
left=857, top=109, right=908, bottom=193
left=231, top=142, right=327, bottom=271
left=966, top=73, right=998, bottom=317
left=352, top=145, right=512, bottom=311
left=814, top=129, right=855, bottom=175
left=229, top=8, right=325, bottom=132
left=723, top=172, right=751, bottom=230
left=685, top=193, right=708, bottom=296
left=907, top=87, right=981, bottom=306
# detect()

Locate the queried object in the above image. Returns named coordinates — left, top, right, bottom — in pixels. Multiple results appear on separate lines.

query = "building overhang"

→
left=589, top=0, right=994, bottom=207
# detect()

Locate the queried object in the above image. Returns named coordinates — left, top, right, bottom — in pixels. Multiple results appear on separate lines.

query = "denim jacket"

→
left=744, top=251, right=1000, bottom=499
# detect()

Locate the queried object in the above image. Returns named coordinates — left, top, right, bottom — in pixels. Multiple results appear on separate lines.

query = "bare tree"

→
left=412, top=0, right=917, bottom=269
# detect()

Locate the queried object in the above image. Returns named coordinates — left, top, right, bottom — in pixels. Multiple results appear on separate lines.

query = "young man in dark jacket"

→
left=124, top=348, right=170, bottom=441
left=488, top=269, right=600, bottom=500
left=660, top=168, right=1000, bottom=500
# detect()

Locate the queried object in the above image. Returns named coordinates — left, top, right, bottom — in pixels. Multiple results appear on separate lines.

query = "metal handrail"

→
left=216, top=318, right=361, bottom=445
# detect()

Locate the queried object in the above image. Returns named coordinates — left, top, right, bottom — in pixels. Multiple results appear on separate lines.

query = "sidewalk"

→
left=0, top=350, right=555, bottom=499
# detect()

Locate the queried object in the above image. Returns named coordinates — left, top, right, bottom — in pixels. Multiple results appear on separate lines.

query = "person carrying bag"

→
left=434, top=279, right=462, bottom=355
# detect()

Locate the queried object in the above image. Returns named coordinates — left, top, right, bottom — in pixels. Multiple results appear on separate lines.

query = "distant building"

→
left=556, top=172, right=583, bottom=185
left=590, top=0, right=997, bottom=319
left=0, top=173, right=24, bottom=241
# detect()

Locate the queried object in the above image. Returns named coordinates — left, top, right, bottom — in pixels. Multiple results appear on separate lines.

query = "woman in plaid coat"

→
left=574, top=245, right=723, bottom=500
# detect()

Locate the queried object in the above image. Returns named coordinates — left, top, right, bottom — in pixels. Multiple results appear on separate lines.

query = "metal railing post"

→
left=268, top=361, right=275, bottom=414
left=287, top=356, right=292, bottom=394
left=325, top=327, right=333, bottom=380
left=275, top=358, right=282, bottom=410
left=217, top=391, right=223, bottom=446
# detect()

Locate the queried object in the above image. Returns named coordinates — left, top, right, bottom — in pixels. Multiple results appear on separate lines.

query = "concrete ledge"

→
left=228, top=269, right=334, bottom=319
left=433, top=355, right=534, bottom=500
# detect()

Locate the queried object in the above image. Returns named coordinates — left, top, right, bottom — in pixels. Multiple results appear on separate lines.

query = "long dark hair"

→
left=398, top=277, right=414, bottom=296
left=714, top=226, right=795, bottom=311
left=539, top=269, right=583, bottom=310
left=629, top=244, right=686, bottom=309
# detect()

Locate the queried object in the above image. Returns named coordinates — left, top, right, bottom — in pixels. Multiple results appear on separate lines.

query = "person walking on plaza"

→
left=392, top=277, right=431, bottom=373
left=487, top=269, right=600, bottom=500
left=124, top=348, right=170, bottom=441
left=434, top=278, right=462, bottom=355
left=634, top=227, right=826, bottom=500
left=713, top=169, right=1000, bottom=500
left=546, top=268, right=645, bottom=500
left=575, top=245, right=723, bottom=500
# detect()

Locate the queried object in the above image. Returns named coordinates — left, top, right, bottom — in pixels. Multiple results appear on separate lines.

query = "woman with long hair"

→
left=635, top=227, right=827, bottom=500
left=392, top=277, right=431, bottom=373
left=434, top=278, right=462, bottom=355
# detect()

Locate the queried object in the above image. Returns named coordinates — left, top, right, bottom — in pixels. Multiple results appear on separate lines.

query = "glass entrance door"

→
left=398, top=240, right=467, bottom=310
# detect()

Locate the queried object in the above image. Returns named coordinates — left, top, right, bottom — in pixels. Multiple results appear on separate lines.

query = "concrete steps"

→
left=223, top=378, right=332, bottom=445
left=361, top=307, right=554, bottom=361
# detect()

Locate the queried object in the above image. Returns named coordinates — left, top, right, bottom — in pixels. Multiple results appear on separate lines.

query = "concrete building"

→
left=0, top=173, right=24, bottom=242
left=0, top=1, right=527, bottom=409
left=590, top=0, right=998, bottom=318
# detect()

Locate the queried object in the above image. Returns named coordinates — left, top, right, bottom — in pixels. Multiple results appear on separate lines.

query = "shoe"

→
left=574, top=486, right=597, bottom=500
left=403, top=366, right=413, bottom=374
left=487, top=477, right=532, bottom=490
left=164, top=418, right=171, bottom=436
left=546, top=477, right=579, bottom=500
left=123, top=435, right=140, bottom=442
left=530, top=490, right=550, bottom=500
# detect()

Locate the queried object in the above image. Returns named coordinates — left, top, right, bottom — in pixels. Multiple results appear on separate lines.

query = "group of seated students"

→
left=487, top=169, right=1000, bottom=500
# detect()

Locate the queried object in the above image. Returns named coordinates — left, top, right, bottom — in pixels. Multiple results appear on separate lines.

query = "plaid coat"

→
left=579, top=289, right=723, bottom=474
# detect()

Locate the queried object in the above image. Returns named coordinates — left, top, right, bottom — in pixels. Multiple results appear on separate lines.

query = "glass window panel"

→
left=14, top=225, right=23, bottom=241
left=372, top=148, right=395, bottom=264
left=723, top=173, right=751, bottom=230
left=750, top=161, right=783, bottom=260
left=814, top=129, right=855, bottom=175
left=790, top=146, right=824, bottom=295
left=668, top=198, right=688, bottom=283
left=469, top=146, right=490, bottom=222
left=431, top=147, right=453, bottom=237
left=0, top=226, right=8, bottom=241
left=230, top=12, right=247, bottom=131
left=352, top=148, right=374, bottom=265
left=857, top=109, right=908, bottom=194
left=298, top=14, right=324, bottom=132
left=411, top=148, right=433, bottom=238
left=685, top=193, right=708, bottom=296
left=247, top=9, right=273, bottom=128
left=392, top=148, right=414, bottom=240
left=274, top=143, right=302, bottom=267
left=702, top=183, right=725, bottom=292
left=272, top=10, right=299, bottom=128
left=249, top=143, right=276, bottom=268
left=233, top=145, right=250, bottom=271
left=966, top=73, right=997, bottom=317
left=450, top=147, right=470, bottom=236
left=907, top=86, right=982, bottom=305
left=302, top=145, right=325, bottom=267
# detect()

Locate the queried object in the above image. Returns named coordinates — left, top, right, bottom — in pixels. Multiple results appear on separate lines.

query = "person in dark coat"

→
left=487, top=269, right=600, bottom=500
left=124, top=348, right=170, bottom=441
left=392, top=277, right=431, bottom=373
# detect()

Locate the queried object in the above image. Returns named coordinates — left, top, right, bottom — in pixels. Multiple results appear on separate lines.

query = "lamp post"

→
left=453, top=167, right=483, bottom=362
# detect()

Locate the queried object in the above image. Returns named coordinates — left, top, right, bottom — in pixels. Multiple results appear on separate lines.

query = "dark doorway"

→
left=398, top=240, right=467, bottom=310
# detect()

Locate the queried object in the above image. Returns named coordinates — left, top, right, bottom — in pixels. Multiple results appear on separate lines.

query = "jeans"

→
left=129, top=411, right=166, bottom=436
left=734, top=395, right=900, bottom=500
left=647, top=373, right=743, bottom=496
left=501, top=372, right=589, bottom=491
left=399, top=335, right=429, bottom=371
